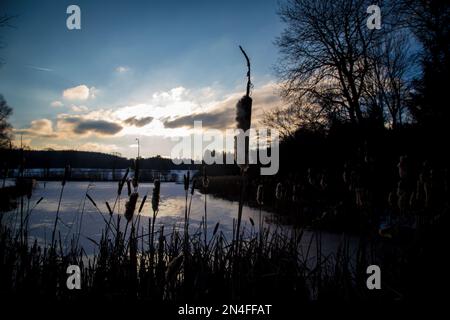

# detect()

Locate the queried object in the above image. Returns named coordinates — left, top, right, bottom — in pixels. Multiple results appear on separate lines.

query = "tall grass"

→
left=0, top=179, right=358, bottom=301
left=0, top=160, right=447, bottom=301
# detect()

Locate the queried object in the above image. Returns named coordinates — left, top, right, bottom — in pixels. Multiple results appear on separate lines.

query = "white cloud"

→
left=89, top=86, right=99, bottom=99
left=71, top=105, right=89, bottom=112
left=110, top=82, right=281, bottom=136
left=116, top=66, right=129, bottom=73
left=50, top=100, right=64, bottom=107
left=63, top=85, right=97, bottom=100
left=15, top=118, right=57, bottom=138
left=21, top=82, right=282, bottom=157
left=114, top=86, right=200, bottom=122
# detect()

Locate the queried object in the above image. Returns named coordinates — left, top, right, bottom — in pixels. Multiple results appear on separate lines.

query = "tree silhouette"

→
left=0, top=13, right=15, bottom=67
left=402, top=0, right=450, bottom=130
left=363, top=31, right=412, bottom=129
left=0, top=95, right=13, bottom=149
left=275, top=0, right=389, bottom=126
left=271, top=0, right=417, bottom=132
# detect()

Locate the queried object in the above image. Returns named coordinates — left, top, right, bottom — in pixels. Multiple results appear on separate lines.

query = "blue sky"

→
left=0, top=0, right=283, bottom=157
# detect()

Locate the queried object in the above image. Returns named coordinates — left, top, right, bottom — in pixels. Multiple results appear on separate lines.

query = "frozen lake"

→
left=2, top=181, right=359, bottom=259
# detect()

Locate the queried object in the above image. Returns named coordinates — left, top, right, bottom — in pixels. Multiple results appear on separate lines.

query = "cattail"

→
left=307, top=168, right=315, bottom=186
left=133, top=158, right=140, bottom=188
left=212, top=221, right=220, bottom=236
left=125, top=192, right=138, bottom=222
left=105, top=201, right=113, bottom=216
left=132, top=177, right=138, bottom=189
left=126, top=179, right=131, bottom=196
left=86, top=194, right=97, bottom=208
left=342, top=163, right=349, bottom=184
left=152, top=179, right=161, bottom=213
left=320, top=173, right=328, bottom=190
left=398, top=192, right=408, bottom=212
left=122, top=167, right=130, bottom=182
left=275, top=182, right=283, bottom=200
left=256, top=184, right=264, bottom=205
left=355, top=188, right=365, bottom=208
left=388, top=191, right=396, bottom=208
left=409, top=191, right=417, bottom=208
left=35, top=197, right=44, bottom=206
left=62, top=165, right=71, bottom=186
left=184, top=171, right=190, bottom=191
left=398, top=155, right=408, bottom=179
left=118, top=180, right=124, bottom=196
left=235, top=96, right=252, bottom=171
left=234, top=46, right=253, bottom=171
left=118, top=168, right=130, bottom=196
left=138, top=195, right=147, bottom=213
left=202, top=168, right=209, bottom=188
left=292, top=184, right=299, bottom=202
left=191, top=179, right=196, bottom=195
left=165, top=253, right=184, bottom=282
left=236, top=95, right=253, bottom=132
left=249, top=217, right=255, bottom=227
left=26, top=180, right=33, bottom=200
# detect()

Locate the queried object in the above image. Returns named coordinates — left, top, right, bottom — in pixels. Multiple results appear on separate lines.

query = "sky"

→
left=0, top=0, right=285, bottom=158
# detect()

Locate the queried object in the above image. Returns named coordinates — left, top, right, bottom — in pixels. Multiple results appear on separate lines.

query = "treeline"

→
left=251, top=0, right=450, bottom=181
left=0, top=149, right=194, bottom=170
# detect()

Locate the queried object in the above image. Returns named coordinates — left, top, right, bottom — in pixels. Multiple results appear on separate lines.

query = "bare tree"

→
left=0, top=14, right=16, bottom=147
left=275, top=0, right=395, bottom=126
left=0, top=95, right=13, bottom=148
left=398, top=0, right=450, bottom=128
left=363, top=32, right=412, bottom=128
left=262, top=99, right=327, bottom=139
left=0, top=13, right=15, bottom=66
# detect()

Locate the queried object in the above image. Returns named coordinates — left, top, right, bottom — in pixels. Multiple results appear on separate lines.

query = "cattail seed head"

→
left=126, top=179, right=131, bottom=196
left=292, top=184, right=300, bottom=202
left=86, top=194, right=97, bottom=207
left=133, top=158, right=140, bottom=188
left=256, top=184, right=264, bottom=205
left=132, top=177, right=138, bottom=189
left=202, top=168, right=209, bottom=188
left=212, top=221, right=220, bottom=236
left=236, top=95, right=252, bottom=132
left=62, top=165, right=71, bottom=186
left=35, top=197, right=44, bottom=206
left=118, top=168, right=130, bottom=195
left=106, top=201, right=113, bottom=216
left=183, top=171, right=190, bottom=191
left=26, top=180, right=33, bottom=200
left=165, top=253, right=184, bottom=282
left=125, top=192, right=138, bottom=222
left=190, top=179, right=196, bottom=195
left=152, top=179, right=161, bottom=213
left=118, top=180, right=124, bottom=196
left=275, top=182, right=283, bottom=200
left=235, top=96, right=252, bottom=171
left=138, top=195, right=147, bottom=213
left=398, top=155, right=408, bottom=179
